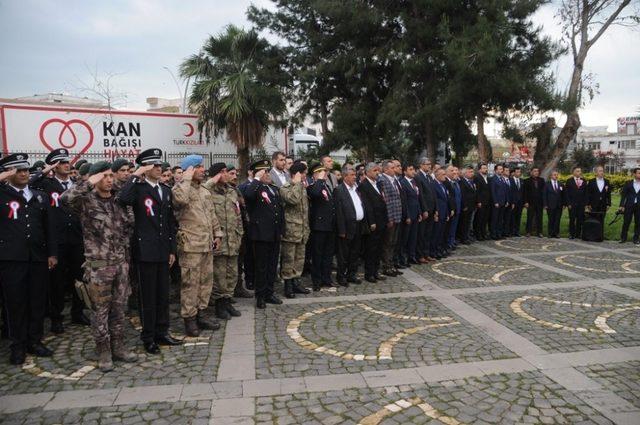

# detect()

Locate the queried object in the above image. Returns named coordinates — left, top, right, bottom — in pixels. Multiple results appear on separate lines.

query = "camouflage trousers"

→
left=212, top=255, right=238, bottom=299
left=85, top=262, right=131, bottom=345
left=280, top=241, right=306, bottom=280
left=180, top=251, right=214, bottom=318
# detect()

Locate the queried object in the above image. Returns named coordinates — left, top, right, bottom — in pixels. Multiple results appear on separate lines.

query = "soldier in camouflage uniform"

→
left=204, top=163, right=244, bottom=320
left=279, top=161, right=312, bottom=298
left=172, top=155, right=222, bottom=337
left=62, top=161, right=137, bottom=372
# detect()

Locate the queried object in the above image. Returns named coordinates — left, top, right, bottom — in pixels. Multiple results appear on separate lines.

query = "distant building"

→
left=570, top=116, right=639, bottom=173
left=146, top=97, right=183, bottom=113
left=4, top=93, right=105, bottom=109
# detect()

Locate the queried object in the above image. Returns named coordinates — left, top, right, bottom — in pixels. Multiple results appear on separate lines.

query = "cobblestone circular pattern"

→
left=460, top=287, right=640, bottom=353
left=0, top=306, right=225, bottom=396
left=255, top=297, right=515, bottom=379
left=490, top=238, right=588, bottom=254
left=533, top=251, right=640, bottom=279
left=275, top=274, right=421, bottom=299
left=414, top=257, right=572, bottom=289
left=255, top=370, right=614, bottom=424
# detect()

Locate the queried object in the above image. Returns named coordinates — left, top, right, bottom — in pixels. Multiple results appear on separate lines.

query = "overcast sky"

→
left=1, top=0, right=638, bottom=133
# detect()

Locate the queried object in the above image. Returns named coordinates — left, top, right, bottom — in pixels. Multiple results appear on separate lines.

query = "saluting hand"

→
left=292, top=172, right=302, bottom=184
left=42, top=161, right=59, bottom=176
left=316, top=170, right=327, bottom=181
left=134, top=164, right=154, bottom=177
left=254, top=169, right=266, bottom=181
left=183, top=166, right=195, bottom=180
left=208, top=172, right=222, bottom=185
left=0, top=167, right=17, bottom=182
left=88, top=171, right=106, bottom=186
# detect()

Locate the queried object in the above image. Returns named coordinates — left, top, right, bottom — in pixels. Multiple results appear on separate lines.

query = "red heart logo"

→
left=39, top=118, right=94, bottom=164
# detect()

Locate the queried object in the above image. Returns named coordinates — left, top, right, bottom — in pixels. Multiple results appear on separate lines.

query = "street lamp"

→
left=162, top=66, right=190, bottom=113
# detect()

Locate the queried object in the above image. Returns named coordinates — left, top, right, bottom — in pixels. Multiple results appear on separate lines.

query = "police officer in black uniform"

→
left=30, top=148, right=89, bottom=333
left=117, top=148, right=181, bottom=354
left=0, top=154, right=58, bottom=365
left=307, top=162, right=336, bottom=291
left=243, top=160, right=285, bottom=309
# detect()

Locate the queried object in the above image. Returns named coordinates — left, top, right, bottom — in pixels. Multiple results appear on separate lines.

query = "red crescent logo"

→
left=183, top=122, right=194, bottom=137
left=39, top=119, right=94, bottom=164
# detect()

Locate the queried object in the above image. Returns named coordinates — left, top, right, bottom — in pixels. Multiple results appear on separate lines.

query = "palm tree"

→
left=180, top=25, right=287, bottom=175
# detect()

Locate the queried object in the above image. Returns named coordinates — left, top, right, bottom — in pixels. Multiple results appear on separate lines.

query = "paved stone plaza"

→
left=1, top=238, right=639, bottom=424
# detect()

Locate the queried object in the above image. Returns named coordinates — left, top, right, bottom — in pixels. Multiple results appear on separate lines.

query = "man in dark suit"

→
left=431, top=168, right=451, bottom=259
left=415, top=158, right=436, bottom=262
left=308, top=162, right=336, bottom=290
left=393, top=160, right=410, bottom=268
left=543, top=170, right=564, bottom=238
left=618, top=167, right=640, bottom=244
left=586, top=165, right=612, bottom=231
left=358, top=163, right=388, bottom=282
left=524, top=167, right=545, bottom=237
left=30, top=148, right=89, bottom=333
left=243, top=160, right=286, bottom=306
left=399, top=164, right=422, bottom=264
left=458, top=165, right=478, bottom=244
left=509, top=167, right=525, bottom=237
left=490, top=164, right=508, bottom=239
left=377, top=160, right=403, bottom=276
left=0, top=154, right=57, bottom=365
left=118, top=148, right=181, bottom=353
left=502, top=167, right=514, bottom=237
left=473, top=163, right=491, bottom=240
left=335, top=166, right=366, bottom=286
left=565, top=166, right=589, bottom=239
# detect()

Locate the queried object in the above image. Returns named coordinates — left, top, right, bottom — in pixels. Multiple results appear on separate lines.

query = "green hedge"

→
left=557, top=173, right=629, bottom=193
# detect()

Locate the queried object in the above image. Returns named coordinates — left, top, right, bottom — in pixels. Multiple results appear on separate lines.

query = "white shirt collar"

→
left=10, top=184, right=32, bottom=201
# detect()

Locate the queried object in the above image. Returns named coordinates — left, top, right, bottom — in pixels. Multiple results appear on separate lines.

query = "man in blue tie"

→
left=430, top=168, right=451, bottom=259
left=490, top=164, right=508, bottom=239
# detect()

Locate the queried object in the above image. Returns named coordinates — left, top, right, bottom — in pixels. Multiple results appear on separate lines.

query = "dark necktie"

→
left=156, top=185, right=162, bottom=200
left=18, top=189, right=26, bottom=202
left=62, top=181, right=68, bottom=191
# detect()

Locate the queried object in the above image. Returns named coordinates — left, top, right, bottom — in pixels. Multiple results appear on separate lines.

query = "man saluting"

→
left=118, top=149, right=181, bottom=354
left=62, top=162, right=138, bottom=372
left=0, top=154, right=57, bottom=365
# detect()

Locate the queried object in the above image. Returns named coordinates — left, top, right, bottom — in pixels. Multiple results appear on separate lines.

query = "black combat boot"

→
left=198, top=310, right=221, bottom=330
left=224, top=298, right=241, bottom=317
left=214, top=299, right=230, bottom=320
left=184, top=317, right=200, bottom=337
left=292, top=278, right=310, bottom=295
left=284, top=280, right=296, bottom=299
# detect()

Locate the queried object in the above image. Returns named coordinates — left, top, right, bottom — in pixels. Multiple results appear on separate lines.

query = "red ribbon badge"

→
left=261, top=191, right=271, bottom=204
left=50, top=192, right=60, bottom=207
left=144, top=197, right=155, bottom=216
left=8, top=201, right=20, bottom=219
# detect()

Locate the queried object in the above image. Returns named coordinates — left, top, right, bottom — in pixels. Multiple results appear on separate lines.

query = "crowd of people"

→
left=1, top=146, right=637, bottom=372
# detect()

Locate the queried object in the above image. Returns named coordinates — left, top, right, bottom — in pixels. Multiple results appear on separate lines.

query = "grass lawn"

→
left=520, top=193, right=623, bottom=241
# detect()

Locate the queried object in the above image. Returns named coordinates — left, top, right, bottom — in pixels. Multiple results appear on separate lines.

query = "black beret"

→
left=111, top=158, right=130, bottom=172
left=75, top=159, right=88, bottom=169
left=89, top=161, right=111, bottom=176
left=208, top=162, right=227, bottom=177
left=79, top=163, right=92, bottom=176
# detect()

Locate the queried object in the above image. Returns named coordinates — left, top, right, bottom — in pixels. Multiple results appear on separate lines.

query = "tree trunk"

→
left=237, top=145, right=250, bottom=182
left=424, top=118, right=436, bottom=161
left=476, top=110, right=490, bottom=163
left=319, top=101, right=329, bottom=137
left=540, top=111, right=581, bottom=178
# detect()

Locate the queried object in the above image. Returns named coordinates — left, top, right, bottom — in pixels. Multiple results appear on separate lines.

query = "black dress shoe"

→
left=365, top=275, right=377, bottom=283
left=256, top=297, right=266, bottom=309
left=10, top=348, right=26, bottom=365
left=71, top=312, right=91, bottom=326
left=312, top=282, right=321, bottom=292
left=27, top=342, right=53, bottom=357
left=347, top=276, right=362, bottom=284
left=265, top=294, right=283, bottom=305
left=337, top=279, right=349, bottom=287
left=292, top=280, right=311, bottom=294
left=394, top=269, right=403, bottom=275
left=144, top=342, right=160, bottom=354
left=395, top=263, right=407, bottom=269
left=373, top=274, right=386, bottom=281
left=382, top=269, right=398, bottom=277
left=51, top=320, right=65, bottom=334
left=154, top=335, right=182, bottom=346
left=323, top=281, right=339, bottom=288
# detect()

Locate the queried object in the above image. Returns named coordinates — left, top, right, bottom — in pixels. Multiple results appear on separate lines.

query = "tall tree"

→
left=539, top=0, right=637, bottom=177
left=180, top=25, right=287, bottom=173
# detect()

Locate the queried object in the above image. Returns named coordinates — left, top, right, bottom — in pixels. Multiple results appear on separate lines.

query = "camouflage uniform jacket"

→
left=279, top=180, right=310, bottom=244
left=172, top=177, right=223, bottom=253
left=204, top=181, right=244, bottom=256
left=61, top=182, right=133, bottom=264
